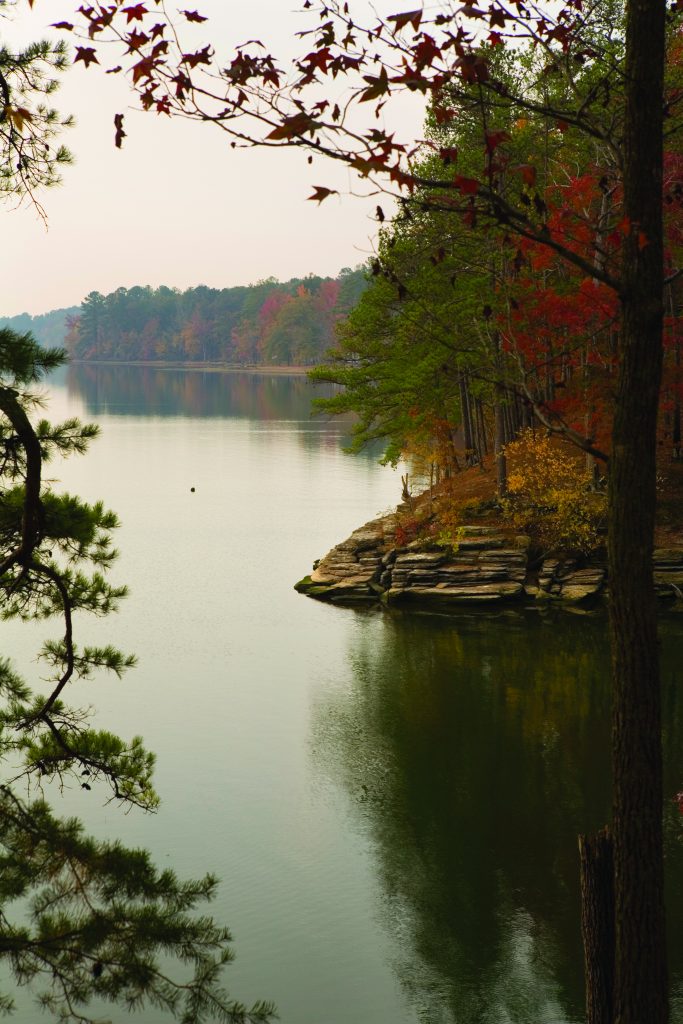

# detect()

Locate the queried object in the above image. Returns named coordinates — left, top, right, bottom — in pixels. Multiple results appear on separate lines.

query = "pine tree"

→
left=0, top=330, right=275, bottom=1024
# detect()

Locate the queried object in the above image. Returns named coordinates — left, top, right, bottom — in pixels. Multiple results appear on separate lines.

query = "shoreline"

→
left=69, top=359, right=311, bottom=376
left=295, top=510, right=683, bottom=611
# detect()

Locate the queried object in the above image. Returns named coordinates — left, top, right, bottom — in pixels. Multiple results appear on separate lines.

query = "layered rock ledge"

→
left=295, top=517, right=683, bottom=608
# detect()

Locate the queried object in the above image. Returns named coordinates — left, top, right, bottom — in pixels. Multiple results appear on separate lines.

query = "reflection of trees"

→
left=313, top=611, right=683, bottom=1023
left=67, top=363, right=328, bottom=420
left=66, top=363, right=389, bottom=457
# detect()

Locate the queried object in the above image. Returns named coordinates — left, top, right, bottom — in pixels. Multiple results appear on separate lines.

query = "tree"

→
left=0, top=6, right=72, bottom=215
left=0, top=329, right=275, bottom=1023
left=14, top=0, right=677, bottom=1017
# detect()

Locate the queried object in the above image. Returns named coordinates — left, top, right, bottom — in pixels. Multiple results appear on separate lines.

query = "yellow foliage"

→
left=502, top=430, right=606, bottom=554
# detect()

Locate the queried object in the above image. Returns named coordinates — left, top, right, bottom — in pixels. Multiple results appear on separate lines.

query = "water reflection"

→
left=64, top=362, right=389, bottom=460
left=313, top=610, right=683, bottom=1023
left=67, top=361, right=325, bottom=418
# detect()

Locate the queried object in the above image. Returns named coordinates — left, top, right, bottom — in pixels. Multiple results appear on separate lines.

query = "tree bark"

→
left=609, top=3, right=667, bottom=1022
left=494, top=389, right=507, bottom=496
left=579, top=828, right=615, bottom=1024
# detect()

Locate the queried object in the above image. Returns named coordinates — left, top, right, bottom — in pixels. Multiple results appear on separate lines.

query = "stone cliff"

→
left=295, top=515, right=683, bottom=609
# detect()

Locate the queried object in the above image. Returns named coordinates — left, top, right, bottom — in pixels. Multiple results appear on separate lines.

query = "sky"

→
left=1, top=1, right=425, bottom=316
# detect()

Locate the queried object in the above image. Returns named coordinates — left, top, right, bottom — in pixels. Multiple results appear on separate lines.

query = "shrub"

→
left=502, top=430, right=607, bottom=554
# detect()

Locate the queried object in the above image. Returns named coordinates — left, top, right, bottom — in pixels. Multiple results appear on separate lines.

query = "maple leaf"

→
left=172, top=71, right=192, bottom=98
left=3, top=106, right=33, bottom=132
left=123, top=4, right=147, bottom=24
left=126, top=29, right=149, bottom=53
left=74, top=47, right=99, bottom=68
left=414, top=35, right=442, bottom=67
left=114, top=112, right=126, bottom=148
left=454, top=175, right=479, bottom=195
left=132, top=56, right=159, bottom=84
left=302, top=47, right=333, bottom=74
left=267, top=112, right=317, bottom=140
left=308, top=186, right=339, bottom=203
left=182, top=45, right=213, bottom=69
left=359, top=65, right=390, bottom=102
left=51, top=21, right=74, bottom=30
left=182, top=9, right=207, bottom=22
left=515, top=163, right=537, bottom=187
left=485, top=129, right=511, bottom=153
left=387, top=10, right=422, bottom=32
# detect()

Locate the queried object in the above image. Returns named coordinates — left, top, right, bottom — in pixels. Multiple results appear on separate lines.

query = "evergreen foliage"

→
left=0, top=5, right=73, bottom=211
left=0, top=330, right=275, bottom=1024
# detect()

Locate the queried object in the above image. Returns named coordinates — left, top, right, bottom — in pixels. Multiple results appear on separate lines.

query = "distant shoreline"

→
left=69, top=359, right=311, bottom=377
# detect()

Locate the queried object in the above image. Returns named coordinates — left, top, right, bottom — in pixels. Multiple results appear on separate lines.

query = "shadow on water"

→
left=312, top=608, right=683, bottom=1024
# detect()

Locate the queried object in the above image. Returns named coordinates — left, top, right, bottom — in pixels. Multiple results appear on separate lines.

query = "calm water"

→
left=4, top=363, right=683, bottom=1024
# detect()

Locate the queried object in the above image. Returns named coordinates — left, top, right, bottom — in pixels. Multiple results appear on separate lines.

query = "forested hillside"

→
left=57, top=268, right=366, bottom=365
left=0, top=306, right=80, bottom=349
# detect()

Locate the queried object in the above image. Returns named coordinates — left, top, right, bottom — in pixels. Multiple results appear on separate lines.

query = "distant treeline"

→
left=0, top=306, right=80, bottom=349
left=18, top=269, right=365, bottom=366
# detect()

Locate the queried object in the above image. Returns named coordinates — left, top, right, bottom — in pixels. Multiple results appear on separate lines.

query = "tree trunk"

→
left=459, top=375, right=475, bottom=466
left=609, top=3, right=667, bottom=1022
left=494, top=390, right=507, bottom=497
left=476, top=397, right=488, bottom=456
left=579, top=828, right=615, bottom=1024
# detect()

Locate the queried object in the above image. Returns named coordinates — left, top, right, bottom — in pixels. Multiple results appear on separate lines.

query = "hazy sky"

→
left=2, top=1, right=424, bottom=315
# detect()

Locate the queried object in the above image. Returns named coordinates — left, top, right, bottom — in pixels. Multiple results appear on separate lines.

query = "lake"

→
left=4, top=363, right=683, bottom=1024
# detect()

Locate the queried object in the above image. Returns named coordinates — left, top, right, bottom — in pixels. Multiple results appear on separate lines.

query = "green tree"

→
left=0, top=9, right=72, bottom=213
left=14, top=0, right=676, bottom=1016
left=78, top=291, right=107, bottom=359
left=0, top=331, right=275, bottom=1023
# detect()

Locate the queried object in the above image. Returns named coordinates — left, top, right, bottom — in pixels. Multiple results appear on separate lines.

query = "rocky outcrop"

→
left=295, top=517, right=683, bottom=609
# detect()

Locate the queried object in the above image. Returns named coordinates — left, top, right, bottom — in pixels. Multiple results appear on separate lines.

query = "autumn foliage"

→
left=61, top=269, right=364, bottom=365
left=502, top=430, right=607, bottom=554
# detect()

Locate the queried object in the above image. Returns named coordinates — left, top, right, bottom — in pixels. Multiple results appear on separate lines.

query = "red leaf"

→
left=182, top=9, right=207, bottom=22
left=439, top=146, right=458, bottom=165
left=131, top=56, right=159, bottom=83
left=182, top=45, right=213, bottom=68
left=51, top=21, right=74, bottom=30
left=126, top=29, right=149, bottom=52
left=114, top=112, right=126, bottom=148
left=454, top=175, right=479, bottom=195
left=359, top=65, right=390, bottom=102
left=516, top=163, right=537, bottom=187
left=387, top=10, right=422, bottom=32
left=74, top=47, right=99, bottom=68
left=485, top=129, right=511, bottom=153
left=267, top=112, right=317, bottom=140
left=308, top=186, right=339, bottom=204
left=123, top=4, right=147, bottom=24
